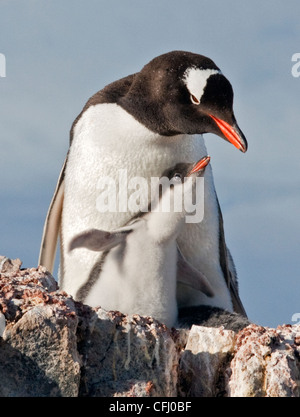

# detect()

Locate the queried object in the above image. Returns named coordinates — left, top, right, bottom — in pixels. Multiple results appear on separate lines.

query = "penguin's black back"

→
left=177, top=305, right=251, bottom=332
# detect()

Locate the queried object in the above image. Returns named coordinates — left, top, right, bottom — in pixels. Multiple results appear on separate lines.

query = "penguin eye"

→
left=190, top=94, right=200, bottom=105
left=173, top=173, right=182, bottom=181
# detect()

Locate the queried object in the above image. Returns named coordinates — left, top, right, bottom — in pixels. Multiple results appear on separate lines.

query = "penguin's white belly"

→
left=84, top=233, right=178, bottom=327
left=61, top=103, right=232, bottom=311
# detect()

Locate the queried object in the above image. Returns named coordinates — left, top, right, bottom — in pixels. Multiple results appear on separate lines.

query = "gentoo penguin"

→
left=39, top=50, right=248, bottom=317
left=68, top=156, right=213, bottom=327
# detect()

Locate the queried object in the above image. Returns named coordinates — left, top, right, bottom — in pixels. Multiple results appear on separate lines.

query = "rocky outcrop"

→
left=0, top=256, right=299, bottom=397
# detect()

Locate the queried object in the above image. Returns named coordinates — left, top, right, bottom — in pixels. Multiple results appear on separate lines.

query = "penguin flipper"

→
left=38, top=158, right=66, bottom=273
left=216, top=198, right=248, bottom=317
left=68, top=228, right=131, bottom=253
left=177, top=247, right=214, bottom=297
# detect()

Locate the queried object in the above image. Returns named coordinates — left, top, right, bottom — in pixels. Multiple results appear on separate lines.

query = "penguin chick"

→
left=68, top=156, right=212, bottom=328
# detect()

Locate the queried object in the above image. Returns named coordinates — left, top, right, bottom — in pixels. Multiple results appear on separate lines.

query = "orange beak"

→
left=209, top=114, right=247, bottom=153
left=189, top=155, right=211, bottom=175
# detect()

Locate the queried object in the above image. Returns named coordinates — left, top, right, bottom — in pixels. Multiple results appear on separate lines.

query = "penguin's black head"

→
left=161, top=156, right=211, bottom=182
left=120, top=50, right=247, bottom=152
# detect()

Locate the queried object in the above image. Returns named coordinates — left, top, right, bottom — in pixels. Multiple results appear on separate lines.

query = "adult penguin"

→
left=39, top=50, right=248, bottom=317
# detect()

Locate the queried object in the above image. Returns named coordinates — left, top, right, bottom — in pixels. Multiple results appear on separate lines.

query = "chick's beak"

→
left=209, top=114, right=248, bottom=153
left=189, top=155, right=211, bottom=175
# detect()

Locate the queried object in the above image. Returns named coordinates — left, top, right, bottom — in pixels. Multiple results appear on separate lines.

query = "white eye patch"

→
left=183, top=67, right=221, bottom=104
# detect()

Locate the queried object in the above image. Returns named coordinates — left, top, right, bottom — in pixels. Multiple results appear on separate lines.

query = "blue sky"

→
left=1, top=0, right=299, bottom=328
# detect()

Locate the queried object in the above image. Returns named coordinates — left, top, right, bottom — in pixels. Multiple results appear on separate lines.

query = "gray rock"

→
left=77, top=305, right=178, bottom=396
left=178, top=325, right=235, bottom=397
left=0, top=256, right=300, bottom=397
left=227, top=324, right=300, bottom=397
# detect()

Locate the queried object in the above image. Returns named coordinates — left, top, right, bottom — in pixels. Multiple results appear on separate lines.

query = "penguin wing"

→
left=38, top=158, right=66, bottom=273
left=177, top=246, right=214, bottom=297
left=68, top=228, right=132, bottom=253
left=216, top=197, right=248, bottom=317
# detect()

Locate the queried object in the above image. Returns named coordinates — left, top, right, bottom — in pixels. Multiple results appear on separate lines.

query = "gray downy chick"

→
left=68, top=156, right=213, bottom=328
